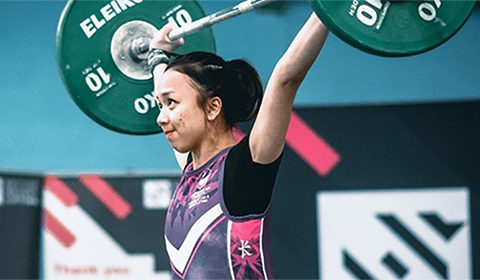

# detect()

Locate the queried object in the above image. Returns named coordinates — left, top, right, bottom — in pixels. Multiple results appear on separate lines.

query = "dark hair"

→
left=165, top=52, right=263, bottom=128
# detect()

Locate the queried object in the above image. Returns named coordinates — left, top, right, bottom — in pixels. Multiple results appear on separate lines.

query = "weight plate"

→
left=309, top=0, right=475, bottom=57
left=56, top=0, right=216, bottom=135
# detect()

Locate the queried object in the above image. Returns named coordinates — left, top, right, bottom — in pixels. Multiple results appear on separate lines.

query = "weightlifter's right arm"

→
left=150, top=23, right=184, bottom=79
left=150, top=24, right=187, bottom=169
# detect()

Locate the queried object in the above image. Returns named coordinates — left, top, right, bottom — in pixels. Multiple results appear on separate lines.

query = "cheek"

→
left=173, top=111, right=189, bottom=130
left=172, top=104, right=206, bottom=131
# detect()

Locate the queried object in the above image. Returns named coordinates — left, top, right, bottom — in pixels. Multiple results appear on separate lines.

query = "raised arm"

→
left=249, top=13, right=329, bottom=164
left=150, top=24, right=184, bottom=79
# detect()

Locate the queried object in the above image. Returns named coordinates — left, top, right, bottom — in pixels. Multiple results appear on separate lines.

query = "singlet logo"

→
left=188, top=169, right=213, bottom=209
left=188, top=187, right=211, bottom=209
left=238, top=240, right=253, bottom=258
left=198, top=169, right=211, bottom=188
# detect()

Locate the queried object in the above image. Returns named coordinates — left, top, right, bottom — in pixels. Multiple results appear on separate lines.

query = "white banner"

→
left=42, top=176, right=174, bottom=280
left=316, top=187, right=471, bottom=280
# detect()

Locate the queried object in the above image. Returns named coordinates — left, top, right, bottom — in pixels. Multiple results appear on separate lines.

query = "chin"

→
left=171, top=144, right=189, bottom=154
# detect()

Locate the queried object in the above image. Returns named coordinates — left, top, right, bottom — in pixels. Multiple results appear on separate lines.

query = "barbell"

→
left=56, top=0, right=475, bottom=135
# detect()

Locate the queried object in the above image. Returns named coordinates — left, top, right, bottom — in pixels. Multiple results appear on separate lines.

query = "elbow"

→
left=273, top=61, right=307, bottom=90
left=274, top=74, right=306, bottom=93
left=279, top=75, right=305, bottom=90
left=250, top=142, right=284, bottom=165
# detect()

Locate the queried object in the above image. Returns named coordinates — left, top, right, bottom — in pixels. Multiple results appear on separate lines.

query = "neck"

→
left=190, top=128, right=236, bottom=170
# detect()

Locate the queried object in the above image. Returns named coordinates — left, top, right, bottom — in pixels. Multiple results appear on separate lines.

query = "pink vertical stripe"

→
left=78, top=175, right=132, bottom=220
left=44, top=209, right=76, bottom=248
left=286, top=111, right=341, bottom=176
left=43, top=175, right=79, bottom=207
left=233, top=126, right=246, bottom=143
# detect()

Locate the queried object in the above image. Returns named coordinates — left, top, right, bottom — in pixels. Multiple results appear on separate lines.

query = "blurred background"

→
left=1, top=0, right=479, bottom=279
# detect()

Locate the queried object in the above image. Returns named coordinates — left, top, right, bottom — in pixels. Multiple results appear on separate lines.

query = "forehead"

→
left=155, top=70, right=197, bottom=99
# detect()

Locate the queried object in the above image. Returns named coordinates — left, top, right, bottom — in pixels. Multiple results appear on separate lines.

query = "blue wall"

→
left=1, top=1, right=479, bottom=172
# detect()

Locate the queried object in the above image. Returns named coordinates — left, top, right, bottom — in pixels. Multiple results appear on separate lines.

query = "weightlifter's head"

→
left=154, top=51, right=262, bottom=152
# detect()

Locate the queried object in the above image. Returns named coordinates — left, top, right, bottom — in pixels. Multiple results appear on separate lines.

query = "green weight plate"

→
left=56, top=0, right=216, bottom=135
left=309, top=0, right=475, bottom=57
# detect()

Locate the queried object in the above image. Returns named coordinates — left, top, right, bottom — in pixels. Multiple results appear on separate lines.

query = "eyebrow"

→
left=155, top=91, right=173, bottom=102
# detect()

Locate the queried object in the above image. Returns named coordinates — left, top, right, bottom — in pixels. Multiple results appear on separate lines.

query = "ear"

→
left=206, top=96, right=223, bottom=121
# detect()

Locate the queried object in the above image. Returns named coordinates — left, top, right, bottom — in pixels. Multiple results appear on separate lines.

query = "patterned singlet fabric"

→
left=164, top=138, right=278, bottom=280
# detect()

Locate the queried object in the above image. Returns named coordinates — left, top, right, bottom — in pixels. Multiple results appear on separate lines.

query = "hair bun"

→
left=222, top=59, right=263, bottom=125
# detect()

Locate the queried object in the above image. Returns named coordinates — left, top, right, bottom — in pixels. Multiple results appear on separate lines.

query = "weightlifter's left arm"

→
left=249, top=12, right=329, bottom=165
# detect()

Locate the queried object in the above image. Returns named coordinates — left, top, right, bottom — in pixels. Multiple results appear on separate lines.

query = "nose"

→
left=156, top=108, right=168, bottom=127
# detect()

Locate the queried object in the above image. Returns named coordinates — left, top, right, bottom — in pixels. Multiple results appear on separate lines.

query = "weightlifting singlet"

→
left=164, top=136, right=279, bottom=279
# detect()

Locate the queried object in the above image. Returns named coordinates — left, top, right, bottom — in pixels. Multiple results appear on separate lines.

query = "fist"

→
left=149, top=23, right=185, bottom=52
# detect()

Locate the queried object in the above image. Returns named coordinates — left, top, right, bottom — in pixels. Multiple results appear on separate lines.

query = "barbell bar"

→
left=130, top=0, right=275, bottom=57
left=168, top=0, right=275, bottom=41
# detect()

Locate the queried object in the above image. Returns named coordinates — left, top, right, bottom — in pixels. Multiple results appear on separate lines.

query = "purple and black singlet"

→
left=165, top=135, right=282, bottom=279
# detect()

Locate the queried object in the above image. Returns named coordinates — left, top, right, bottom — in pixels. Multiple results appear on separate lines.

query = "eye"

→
left=167, top=99, right=176, bottom=107
left=156, top=97, right=176, bottom=111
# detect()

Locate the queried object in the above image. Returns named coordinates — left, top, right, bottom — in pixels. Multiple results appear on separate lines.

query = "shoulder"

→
left=226, top=133, right=251, bottom=165
left=226, top=133, right=283, bottom=172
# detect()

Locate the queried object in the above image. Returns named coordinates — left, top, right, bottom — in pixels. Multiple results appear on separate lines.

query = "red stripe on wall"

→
left=44, top=209, right=76, bottom=248
left=286, top=111, right=341, bottom=176
left=78, top=175, right=132, bottom=220
left=43, top=175, right=79, bottom=207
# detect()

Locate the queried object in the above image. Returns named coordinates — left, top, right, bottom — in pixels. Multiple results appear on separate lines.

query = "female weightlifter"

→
left=148, top=12, right=329, bottom=279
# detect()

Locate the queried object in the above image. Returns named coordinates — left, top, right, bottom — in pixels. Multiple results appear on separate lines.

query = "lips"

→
left=163, top=129, right=174, bottom=137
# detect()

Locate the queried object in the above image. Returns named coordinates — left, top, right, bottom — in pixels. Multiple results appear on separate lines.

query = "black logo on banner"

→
left=343, top=212, right=464, bottom=279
